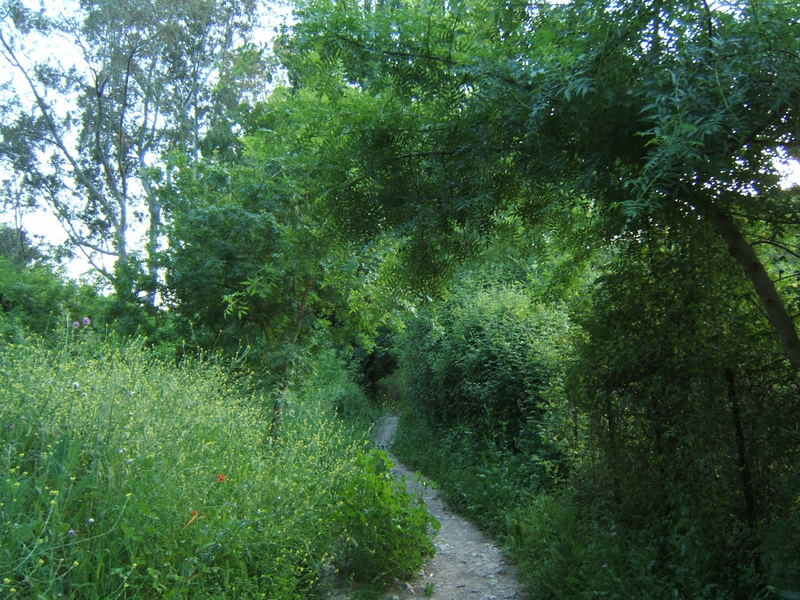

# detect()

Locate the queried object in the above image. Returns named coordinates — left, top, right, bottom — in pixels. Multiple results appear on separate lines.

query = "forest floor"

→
left=363, top=415, right=525, bottom=600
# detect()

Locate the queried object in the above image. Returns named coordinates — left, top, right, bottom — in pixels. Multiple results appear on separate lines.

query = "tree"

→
left=256, top=1, right=800, bottom=594
left=276, top=0, right=800, bottom=369
left=0, top=0, right=263, bottom=303
left=0, top=222, right=40, bottom=265
left=162, top=102, right=412, bottom=373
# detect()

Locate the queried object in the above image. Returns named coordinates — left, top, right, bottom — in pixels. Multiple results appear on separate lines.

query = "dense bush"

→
left=332, top=449, right=438, bottom=582
left=392, top=280, right=578, bottom=536
left=397, top=281, right=575, bottom=462
left=392, top=408, right=540, bottom=536
left=0, top=256, right=103, bottom=342
left=0, top=337, right=436, bottom=599
left=565, top=234, right=800, bottom=599
left=506, top=491, right=672, bottom=600
left=392, top=239, right=800, bottom=599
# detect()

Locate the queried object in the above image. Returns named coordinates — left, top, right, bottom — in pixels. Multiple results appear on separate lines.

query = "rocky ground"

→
left=370, top=416, right=525, bottom=600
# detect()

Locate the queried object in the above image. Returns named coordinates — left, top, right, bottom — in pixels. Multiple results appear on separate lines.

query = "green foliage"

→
left=391, top=224, right=800, bottom=598
left=274, top=0, right=800, bottom=367
left=161, top=155, right=279, bottom=358
left=0, top=224, right=41, bottom=266
left=565, top=226, right=800, bottom=598
left=391, top=270, right=580, bottom=536
left=0, top=337, right=436, bottom=598
left=507, top=487, right=790, bottom=600
left=333, top=449, right=438, bottom=582
left=3, top=1, right=800, bottom=599
left=163, top=113, right=415, bottom=372
left=262, top=1, right=800, bottom=595
left=0, top=255, right=104, bottom=342
left=392, top=407, right=538, bottom=537
left=398, top=278, right=575, bottom=460
left=287, top=346, right=380, bottom=431
left=507, top=492, right=669, bottom=600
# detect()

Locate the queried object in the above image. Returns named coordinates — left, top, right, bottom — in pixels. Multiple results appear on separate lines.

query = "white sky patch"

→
left=775, top=154, right=800, bottom=189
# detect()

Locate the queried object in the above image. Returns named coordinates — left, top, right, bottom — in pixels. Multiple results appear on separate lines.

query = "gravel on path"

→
left=371, top=415, right=525, bottom=600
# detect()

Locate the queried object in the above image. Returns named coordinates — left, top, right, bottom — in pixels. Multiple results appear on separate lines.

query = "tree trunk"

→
left=292, top=278, right=314, bottom=345
left=702, top=202, right=800, bottom=372
left=724, top=368, right=757, bottom=529
left=145, top=195, right=162, bottom=306
left=604, top=394, right=622, bottom=506
left=724, top=367, right=765, bottom=596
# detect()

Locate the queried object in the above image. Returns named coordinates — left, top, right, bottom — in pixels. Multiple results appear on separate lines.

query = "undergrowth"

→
left=392, top=409, right=782, bottom=600
left=389, top=277, right=800, bottom=600
left=392, top=408, right=534, bottom=538
left=0, top=336, right=436, bottom=599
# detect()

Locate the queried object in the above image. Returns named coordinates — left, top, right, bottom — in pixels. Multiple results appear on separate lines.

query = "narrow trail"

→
left=371, top=415, right=524, bottom=600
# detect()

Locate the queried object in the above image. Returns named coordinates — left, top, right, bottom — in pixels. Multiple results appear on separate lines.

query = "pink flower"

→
left=82, top=316, right=92, bottom=327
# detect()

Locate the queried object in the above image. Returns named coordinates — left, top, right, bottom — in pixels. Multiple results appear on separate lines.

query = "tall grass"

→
left=0, top=337, right=435, bottom=599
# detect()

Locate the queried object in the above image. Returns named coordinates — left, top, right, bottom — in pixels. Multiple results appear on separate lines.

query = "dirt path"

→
left=371, top=416, right=525, bottom=600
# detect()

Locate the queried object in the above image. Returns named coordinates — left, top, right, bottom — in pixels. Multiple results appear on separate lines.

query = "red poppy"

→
left=217, top=473, right=225, bottom=483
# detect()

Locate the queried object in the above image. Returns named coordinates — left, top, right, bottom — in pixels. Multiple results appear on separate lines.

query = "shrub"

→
left=333, top=449, right=438, bottom=582
left=396, top=281, right=577, bottom=479
left=568, top=239, right=800, bottom=598
left=392, top=408, right=534, bottom=537
left=506, top=489, right=783, bottom=600
left=0, top=256, right=103, bottom=343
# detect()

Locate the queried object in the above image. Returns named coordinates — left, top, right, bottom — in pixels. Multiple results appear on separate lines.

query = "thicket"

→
left=0, top=336, right=436, bottom=599
left=391, top=276, right=576, bottom=532
left=0, top=255, right=105, bottom=342
left=555, top=230, right=800, bottom=599
left=391, top=232, right=800, bottom=599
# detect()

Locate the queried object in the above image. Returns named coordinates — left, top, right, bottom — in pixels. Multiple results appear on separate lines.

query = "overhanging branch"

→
left=695, top=193, right=800, bottom=371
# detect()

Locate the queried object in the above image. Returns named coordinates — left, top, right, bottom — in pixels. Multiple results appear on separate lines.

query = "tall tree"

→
left=276, top=0, right=800, bottom=369
left=0, top=0, right=263, bottom=303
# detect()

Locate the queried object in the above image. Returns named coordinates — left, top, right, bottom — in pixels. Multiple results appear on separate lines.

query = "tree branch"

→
left=332, top=31, right=457, bottom=66
left=751, top=238, right=800, bottom=261
left=0, top=29, right=108, bottom=208
left=696, top=194, right=800, bottom=371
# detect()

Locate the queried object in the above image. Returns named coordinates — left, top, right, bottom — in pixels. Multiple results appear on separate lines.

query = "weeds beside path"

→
left=372, top=416, right=524, bottom=600
left=0, top=342, right=435, bottom=599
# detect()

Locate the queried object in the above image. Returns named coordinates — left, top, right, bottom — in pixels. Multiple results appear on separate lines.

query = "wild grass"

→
left=391, top=408, right=533, bottom=538
left=0, top=337, right=435, bottom=599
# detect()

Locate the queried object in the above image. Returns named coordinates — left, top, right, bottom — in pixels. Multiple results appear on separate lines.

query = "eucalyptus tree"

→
left=0, top=0, right=263, bottom=303
left=276, top=0, right=800, bottom=369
